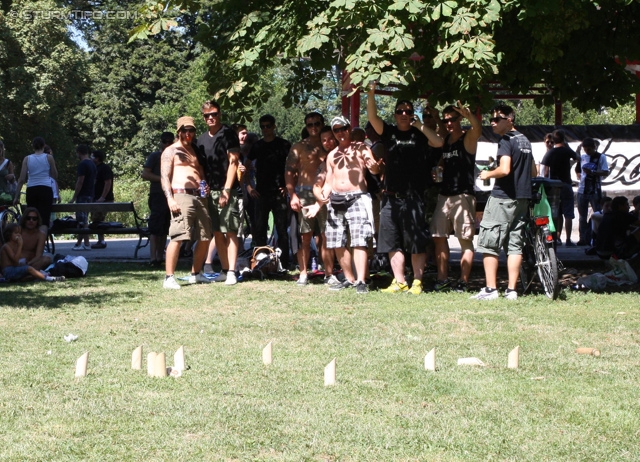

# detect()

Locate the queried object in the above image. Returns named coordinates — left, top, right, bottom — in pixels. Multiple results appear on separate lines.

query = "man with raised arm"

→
left=366, top=83, right=443, bottom=295
left=161, top=116, right=213, bottom=290
left=473, top=105, right=535, bottom=301
left=430, top=102, right=482, bottom=293
left=285, top=112, right=327, bottom=285
left=321, top=115, right=380, bottom=294
left=197, top=101, right=241, bottom=285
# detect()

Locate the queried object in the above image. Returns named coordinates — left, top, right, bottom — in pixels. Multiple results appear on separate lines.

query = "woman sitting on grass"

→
left=1, top=223, right=64, bottom=283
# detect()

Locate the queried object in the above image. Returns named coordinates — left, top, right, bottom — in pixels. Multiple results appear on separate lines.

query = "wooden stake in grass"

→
left=508, top=346, right=520, bottom=369
left=147, top=352, right=157, bottom=377
left=131, top=345, right=143, bottom=370
left=174, top=346, right=185, bottom=371
left=75, top=352, right=89, bottom=378
left=424, top=348, right=436, bottom=371
left=262, top=341, right=273, bottom=366
left=576, top=347, right=601, bottom=357
left=155, top=352, right=167, bottom=377
left=324, top=358, right=336, bottom=386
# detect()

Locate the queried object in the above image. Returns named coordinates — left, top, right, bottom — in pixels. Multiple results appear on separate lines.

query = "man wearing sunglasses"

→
left=18, top=207, right=52, bottom=271
left=142, top=131, right=175, bottom=266
left=197, top=101, right=241, bottom=285
left=430, top=101, right=482, bottom=293
left=366, top=83, right=443, bottom=295
left=161, top=116, right=213, bottom=289
left=245, top=114, right=292, bottom=270
left=473, top=105, right=535, bottom=301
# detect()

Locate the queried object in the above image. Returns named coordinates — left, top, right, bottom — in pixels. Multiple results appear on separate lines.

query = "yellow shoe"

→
left=380, top=279, right=409, bottom=293
left=407, top=280, right=423, bottom=295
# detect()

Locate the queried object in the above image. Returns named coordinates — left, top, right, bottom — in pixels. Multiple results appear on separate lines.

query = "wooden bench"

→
left=48, top=202, right=150, bottom=258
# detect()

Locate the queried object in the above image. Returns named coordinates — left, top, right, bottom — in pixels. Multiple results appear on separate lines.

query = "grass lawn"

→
left=1, top=262, right=639, bottom=461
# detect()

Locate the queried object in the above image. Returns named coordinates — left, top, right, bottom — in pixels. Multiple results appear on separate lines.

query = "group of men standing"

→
left=153, top=94, right=595, bottom=299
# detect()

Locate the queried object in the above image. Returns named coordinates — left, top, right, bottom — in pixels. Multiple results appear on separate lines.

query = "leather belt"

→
left=383, top=190, right=410, bottom=199
left=172, top=188, right=200, bottom=196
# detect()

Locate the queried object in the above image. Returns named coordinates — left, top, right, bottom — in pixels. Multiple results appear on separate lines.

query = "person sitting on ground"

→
left=18, top=207, right=52, bottom=270
left=595, top=196, right=640, bottom=260
left=1, top=223, right=64, bottom=282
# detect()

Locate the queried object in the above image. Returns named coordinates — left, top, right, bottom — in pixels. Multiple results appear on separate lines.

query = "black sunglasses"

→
left=26, top=216, right=38, bottom=221
left=490, top=116, right=509, bottom=123
left=180, top=128, right=196, bottom=134
left=395, top=109, right=414, bottom=116
left=203, top=112, right=220, bottom=119
left=333, top=126, right=350, bottom=133
left=260, top=124, right=272, bottom=129
left=161, top=139, right=173, bottom=144
left=422, top=113, right=434, bottom=119
left=306, top=121, right=322, bottom=128
left=444, top=116, right=460, bottom=123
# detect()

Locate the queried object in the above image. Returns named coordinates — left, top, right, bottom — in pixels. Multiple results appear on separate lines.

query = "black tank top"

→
left=440, top=133, right=476, bottom=196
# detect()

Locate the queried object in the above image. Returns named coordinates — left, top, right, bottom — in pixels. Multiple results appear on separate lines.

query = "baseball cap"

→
left=330, top=115, right=350, bottom=129
left=176, top=116, right=196, bottom=132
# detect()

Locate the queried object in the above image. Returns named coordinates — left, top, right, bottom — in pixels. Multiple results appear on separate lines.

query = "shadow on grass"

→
left=0, top=261, right=184, bottom=310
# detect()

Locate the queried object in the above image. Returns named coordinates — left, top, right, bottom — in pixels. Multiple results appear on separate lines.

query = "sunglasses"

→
left=333, top=126, right=350, bottom=133
left=260, top=124, right=272, bottom=129
left=395, top=109, right=414, bottom=116
left=180, top=128, right=196, bottom=134
left=203, top=112, right=220, bottom=119
left=26, top=216, right=38, bottom=221
left=161, top=139, right=173, bottom=144
left=422, top=113, right=434, bottom=119
left=306, top=121, right=322, bottom=128
left=490, top=116, right=509, bottom=123
left=443, top=116, right=460, bottom=124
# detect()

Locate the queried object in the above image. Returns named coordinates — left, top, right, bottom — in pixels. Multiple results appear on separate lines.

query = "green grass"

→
left=1, top=263, right=639, bottom=461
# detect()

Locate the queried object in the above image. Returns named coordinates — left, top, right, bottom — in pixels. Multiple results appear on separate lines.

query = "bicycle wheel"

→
left=533, top=227, right=559, bottom=299
left=519, top=226, right=535, bottom=294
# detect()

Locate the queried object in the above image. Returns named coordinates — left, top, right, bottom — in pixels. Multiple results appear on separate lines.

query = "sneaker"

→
left=225, top=271, right=237, bottom=285
left=213, top=271, right=227, bottom=283
left=433, top=278, right=452, bottom=292
left=576, top=240, right=589, bottom=246
left=47, top=276, right=65, bottom=282
left=296, top=274, right=308, bottom=285
left=188, top=272, right=211, bottom=284
left=91, top=241, right=107, bottom=249
left=407, top=280, right=423, bottom=295
left=555, top=239, right=562, bottom=246
left=354, top=281, right=369, bottom=294
left=163, top=275, right=181, bottom=290
left=380, top=279, right=409, bottom=294
left=324, top=274, right=340, bottom=285
left=565, top=240, right=576, bottom=247
left=470, top=287, right=499, bottom=300
left=329, top=279, right=354, bottom=291
left=453, top=280, right=468, bottom=293
left=72, top=244, right=84, bottom=251
left=504, top=288, right=518, bottom=300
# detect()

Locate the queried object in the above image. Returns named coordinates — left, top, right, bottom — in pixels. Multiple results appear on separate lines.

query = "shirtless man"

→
left=321, top=115, right=380, bottom=294
left=161, top=116, right=213, bottom=289
left=285, top=112, right=327, bottom=285
left=18, top=207, right=52, bottom=270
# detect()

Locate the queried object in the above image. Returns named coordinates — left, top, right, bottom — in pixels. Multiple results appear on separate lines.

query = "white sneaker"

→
left=72, top=244, right=84, bottom=251
left=297, top=274, right=308, bottom=285
left=188, top=272, right=211, bottom=284
left=470, top=287, right=499, bottom=300
left=163, top=275, right=181, bottom=290
left=225, top=271, right=237, bottom=285
left=213, top=272, right=227, bottom=282
left=324, top=274, right=340, bottom=285
left=504, top=289, right=518, bottom=300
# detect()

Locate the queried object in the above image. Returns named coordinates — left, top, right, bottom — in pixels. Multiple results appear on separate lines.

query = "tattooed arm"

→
left=160, top=148, right=180, bottom=214
left=286, top=143, right=302, bottom=212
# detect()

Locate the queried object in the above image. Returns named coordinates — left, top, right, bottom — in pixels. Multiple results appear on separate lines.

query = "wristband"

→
left=223, top=188, right=231, bottom=192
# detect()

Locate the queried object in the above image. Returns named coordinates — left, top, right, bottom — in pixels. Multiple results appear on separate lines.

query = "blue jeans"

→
left=577, top=192, right=601, bottom=244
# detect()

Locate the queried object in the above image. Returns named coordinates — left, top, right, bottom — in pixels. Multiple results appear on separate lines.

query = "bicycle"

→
left=519, top=178, right=564, bottom=300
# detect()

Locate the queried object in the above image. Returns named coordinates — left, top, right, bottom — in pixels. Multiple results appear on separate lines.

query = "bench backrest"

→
left=51, top=202, right=136, bottom=214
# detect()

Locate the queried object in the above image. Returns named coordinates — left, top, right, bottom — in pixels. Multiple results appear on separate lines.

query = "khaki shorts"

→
left=169, top=194, right=213, bottom=242
left=430, top=193, right=476, bottom=240
left=297, top=189, right=327, bottom=234
left=209, top=189, right=241, bottom=234
left=476, top=196, right=528, bottom=256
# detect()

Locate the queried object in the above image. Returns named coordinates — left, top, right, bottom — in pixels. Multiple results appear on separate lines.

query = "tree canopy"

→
left=133, top=0, right=640, bottom=115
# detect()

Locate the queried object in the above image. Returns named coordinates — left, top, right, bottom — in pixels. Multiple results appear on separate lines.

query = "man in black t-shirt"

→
left=540, top=129, right=578, bottom=246
left=474, top=105, right=535, bottom=301
left=245, top=114, right=292, bottom=268
left=90, top=150, right=114, bottom=249
left=197, top=100, right=241, bottom=285
left=366, top=83, right=443, bottom=295
left=430, top=102, right=482, bottom=293
left=71, top=144, right=97, bottom=251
